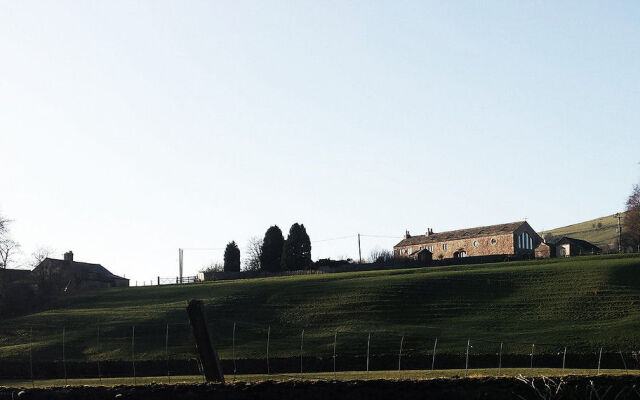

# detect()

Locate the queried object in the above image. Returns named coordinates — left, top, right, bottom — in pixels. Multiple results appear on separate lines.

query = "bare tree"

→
left=0, top=214, right=8, bottom=236
left=0, top=214, right=20, bottom=269
left=199, top=262, right=224, bottom=274
left=368, top=247, right=394, bottom=264
left=0, top=239, right=20, bottom=269
left=244, top=236, right=263, bottom=271
left=28, top=247, right=54, bottom=269
left=622, top=183, right=640, bottom=251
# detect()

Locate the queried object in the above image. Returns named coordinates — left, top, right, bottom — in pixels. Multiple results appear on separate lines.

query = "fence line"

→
left=1, top=320, right=639, bottom=384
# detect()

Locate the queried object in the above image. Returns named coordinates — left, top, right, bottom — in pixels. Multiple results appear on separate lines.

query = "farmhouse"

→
left=394, top=221, right=542, bottom=260
left=32, top=251, right=129, bottom=292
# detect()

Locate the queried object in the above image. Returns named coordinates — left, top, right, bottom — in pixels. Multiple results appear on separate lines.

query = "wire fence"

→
left=1, top=318, right=639, bottom=385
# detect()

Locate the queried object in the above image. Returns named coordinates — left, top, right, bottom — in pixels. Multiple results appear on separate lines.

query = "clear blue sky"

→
left=2, top=1, right=639, bottom=283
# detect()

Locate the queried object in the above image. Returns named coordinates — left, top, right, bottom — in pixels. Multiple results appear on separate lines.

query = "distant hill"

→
left=540, top=213, right=624, bottom=251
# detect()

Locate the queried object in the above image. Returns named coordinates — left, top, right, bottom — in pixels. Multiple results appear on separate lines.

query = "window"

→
left=473, top=241, right=479, bottom=247
left=460, top=251, right=467, bottom=257
left=491, top=238, right=497, bottom=245
left=519, top=232, right=533, bottom=249
left=427, top=245, right=433, bottom=252
left=442, top=243, right=448, bottom=250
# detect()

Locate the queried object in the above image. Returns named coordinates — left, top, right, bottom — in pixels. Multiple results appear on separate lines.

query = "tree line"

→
left=217, top=223, right=312, bottom=273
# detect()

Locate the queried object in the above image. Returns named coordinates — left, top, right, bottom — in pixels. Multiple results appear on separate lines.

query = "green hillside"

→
left=541, top=214, right=622, bottom=250
left=1, top=254, right=640, bottom=364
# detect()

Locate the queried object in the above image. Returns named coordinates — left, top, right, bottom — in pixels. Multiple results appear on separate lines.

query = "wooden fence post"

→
left=300, top=329, right=304, bottom=374
left=465, top=339, right=470, bottom=372
left=498, top=342, right=503, bottom=376
left=29, top=327, right=34, bottom=388
left=431, top=338, right=437, bottom=371
left=366, top=333, right=371, bottom=374
left=186, top=299, right=225, bottom=383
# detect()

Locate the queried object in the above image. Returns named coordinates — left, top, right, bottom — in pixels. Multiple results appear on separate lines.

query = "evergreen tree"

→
left=260, top=226, right=284, bottom=272
left=281, top=223, right=311, bottom=271
left=223, top=241, right=241, bottom=272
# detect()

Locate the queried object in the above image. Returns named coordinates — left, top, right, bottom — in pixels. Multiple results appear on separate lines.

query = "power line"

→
left=360, top=234, right=402, bottom=239
left=180, top=248, right=225, bottom=251
left=311, top=235, right=356, bottom=243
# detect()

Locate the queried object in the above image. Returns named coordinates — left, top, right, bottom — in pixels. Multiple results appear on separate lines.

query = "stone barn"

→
left=394, top=221, right=542, bottom=260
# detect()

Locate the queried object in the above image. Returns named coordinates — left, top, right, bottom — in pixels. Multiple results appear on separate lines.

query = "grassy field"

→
left=541, top=214, right=622, bottom=249
left=1, top=369, right=638, bottom=388
left=1, top=254, right=640, bottom=364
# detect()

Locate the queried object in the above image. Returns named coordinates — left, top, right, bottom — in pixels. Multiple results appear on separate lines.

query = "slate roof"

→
left=395, top=221, right=526, bottom=247
left=34, top=258, right=128, bottom=281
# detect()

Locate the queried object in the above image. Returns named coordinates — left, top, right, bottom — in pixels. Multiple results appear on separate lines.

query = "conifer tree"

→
left=281, top=223, right=311, bottom=271
left=260, top=226, right=284, bottom=272
left=223, top=241, right=241, bottom=272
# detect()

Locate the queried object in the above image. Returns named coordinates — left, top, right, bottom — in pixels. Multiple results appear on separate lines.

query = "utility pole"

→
left=616, top=213, right=623, bottom=253
left=358, top=233, right=362, bottom=264
left=179, top=248, right=184, bottom=284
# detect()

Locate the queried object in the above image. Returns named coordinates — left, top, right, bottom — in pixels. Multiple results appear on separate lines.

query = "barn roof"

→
left=395, top=221, right=527, bottom=247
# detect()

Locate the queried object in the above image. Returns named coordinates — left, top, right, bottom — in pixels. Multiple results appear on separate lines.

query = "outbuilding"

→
left=554, top=237, right=601, bottom=257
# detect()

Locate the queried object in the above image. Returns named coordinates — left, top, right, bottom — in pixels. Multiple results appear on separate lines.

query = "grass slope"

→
left=541, top=214, right=622, bottom=249
left=1, top=255, right=640, bottom=363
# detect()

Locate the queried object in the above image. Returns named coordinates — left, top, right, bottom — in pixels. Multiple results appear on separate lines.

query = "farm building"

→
left=554, top=237, right=601, bottom=257
left=32, top=251, right=129, bottom=292
left=394, top=221, right=542, bottom=260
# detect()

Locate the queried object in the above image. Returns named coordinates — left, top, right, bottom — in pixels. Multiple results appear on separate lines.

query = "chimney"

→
left=426, top=228, right=434, bottom=236
left=404, top=230, right=411, bottom=239
left=64, top=251, right=74, bottom=262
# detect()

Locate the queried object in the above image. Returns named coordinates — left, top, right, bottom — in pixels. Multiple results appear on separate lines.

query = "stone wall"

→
left=534, top=243, right=551, bottom=258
